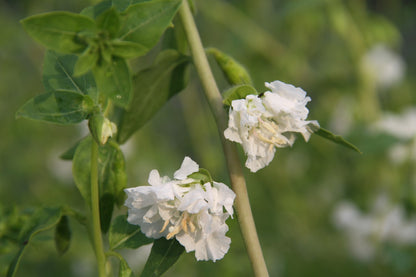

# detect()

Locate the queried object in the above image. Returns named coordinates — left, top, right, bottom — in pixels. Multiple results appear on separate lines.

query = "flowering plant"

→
left=7, top=0, right=361, bottom=276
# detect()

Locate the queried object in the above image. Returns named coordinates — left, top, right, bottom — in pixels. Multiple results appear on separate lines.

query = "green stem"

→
left=178, top=2, right=269, bottom=276
left=91, top=140, right=107, bottom=277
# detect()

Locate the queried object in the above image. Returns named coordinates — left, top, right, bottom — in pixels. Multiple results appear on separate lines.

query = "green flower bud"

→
left=88, top=113, right=117, bottom=145
left=207, top=47, right=252, bottom=85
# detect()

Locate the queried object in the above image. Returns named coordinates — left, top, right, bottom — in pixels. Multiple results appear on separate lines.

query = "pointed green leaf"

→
left=96, top=7, right=121, bottom=38
left=119, top=255, right=134, bottom=277
left=21, top=12, right=96, bottom=53
left=7, top=207, right=61, bottom=277
left=109, top=215, right=153, bottom=250
left=188, top=168, right=213, bottom=184
left=111, top=40, right=148, bottom=59
left=222, top=84, right=258, bottom=107
left=107, top=251, right=135, bottom=277
left=73, top=137, right=127, bottom=232
left=60, top=139, right=82, bottom=160
left=54, top=215, right=71, bottom=255
left=207, top=47, right=253, bottom=85
left=314, top=127, right=362, bottom=154
left=118, top=0, right=181, bottom=49
left=117, top=50, right=189, bottom=143
left=113, top=0, right=152, bottom=12
left=74, top=45, right=99, bottom=76
left=43, top=50, right=98, bottom=102
left=140, top=238, right=185, bottom=277
left=81, top=1, right=112, bottom=18
left=93, top=57, right=132, bottom=108
left=16, top=90, right=95, bottom=125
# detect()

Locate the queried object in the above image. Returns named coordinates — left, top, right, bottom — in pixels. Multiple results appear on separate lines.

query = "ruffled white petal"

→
left=174, top=156, right=199, bottom=180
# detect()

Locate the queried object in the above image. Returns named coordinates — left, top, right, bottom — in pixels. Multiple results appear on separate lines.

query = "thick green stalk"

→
left=90, top=141, right=107, bottom=277
left=178, top=1, right=269, bottom=276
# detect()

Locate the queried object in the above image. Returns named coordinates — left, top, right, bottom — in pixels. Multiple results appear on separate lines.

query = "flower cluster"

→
left=224, top=80, right=319, bottom=172
left=124, top=157, right=235, bottom=262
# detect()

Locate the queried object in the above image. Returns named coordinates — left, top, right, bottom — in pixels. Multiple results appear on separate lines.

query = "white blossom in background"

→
left=375, top=108, right=416, bottom=140
left=333, top=194, right=416, bottom=261
left=374, top=107, right=416, bottom=164
left=124, top=157, right=235, bottom=262
left=362, top=44, right=405, bottom=89
left=224, top=80, right=319, bottom=172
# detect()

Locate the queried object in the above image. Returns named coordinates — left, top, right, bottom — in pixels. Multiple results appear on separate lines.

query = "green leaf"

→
left=54, top=215, right=71, bottom=255
left=207, top=47, right=253, bottom=85
left=16, top=90, right=95, bottom=125
left=93, top=57, right=132, bottom=108
left=43, top=50, right=98, bottom=102
left=96, top=7, right=121, bottom=38
left=314, top=127, right=362, bottom=154
left=112, top=0, right=152, bottom=12
left=7, top=207, right=61, bottom=277
left=81, top=1, right=112, bottom=18
left=188, top=168, right=213, bottom=184
left=60, top=139, right=82, bottom=160
left=74, top=45, right=99, bottom=76
left=111, top=40, right=148, bottom=59
left=117, top=50, right=189, bottom=143
left=72, top=137, right=127, bottom=232
left=118, top=0, right=182, bottom=49
left=21, top=12, right=96, bottom=54
left=140, top=238, right=185, bottom=277
left=109, top=215, right=153, bottom=250
left=119, top=255, right=134, bottom=277
left=107, top=251, right=135, bottom=277
left=222, top=84, right=258, bottom=107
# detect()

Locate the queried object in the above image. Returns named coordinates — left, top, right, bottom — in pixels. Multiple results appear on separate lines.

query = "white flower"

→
left=374, top=108, right=416, bottom=164
left=362, top=44, right=405, bottom=89
left=332, top=195, right=416, bottom=261
left=224, top=80, right=319, bottom=172
left=124, top=157, right=236, bottom=262
left=375, top=108, right=416, bottom=140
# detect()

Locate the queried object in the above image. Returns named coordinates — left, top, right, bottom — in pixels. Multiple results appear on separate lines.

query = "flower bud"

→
left=207, top=47, right=252, bottom=85
left=88, top=114, right=117, bottom=145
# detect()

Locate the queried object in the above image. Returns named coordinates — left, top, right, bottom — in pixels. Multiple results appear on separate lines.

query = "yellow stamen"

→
left=159, top=219, right=170, bottom=233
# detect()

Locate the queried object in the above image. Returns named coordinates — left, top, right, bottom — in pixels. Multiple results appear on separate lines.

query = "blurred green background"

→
left=1, top=0, right=416, bottom=276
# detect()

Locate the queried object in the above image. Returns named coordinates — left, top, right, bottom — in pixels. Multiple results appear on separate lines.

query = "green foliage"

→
left=109, top=215, right=153, bottom=250
left=119, top=0, right=182, bottom=49
left=43, top=50, right=98, bottom=102
left=189, top=168, right=214, bottom=184
left=207, top=47, right=253, bottom=85
left=111, top=40, right=149, bottom=59
left=21, top=12, right=96, bottom=54
left=140, top=238, right=185, bottom=277
left=118, top=254, right=135, bottom=277
left=314, top=127, right=362, bottom=154
left=96, top=7, right=121, bottom=38
left=74, top=45, right=100, bottom=76
left=117, top=50, right=189, bottom=143
left=54, top=215, right=71, bottom=255
left=7, top=207, right=62, bottom=277
left=72, top=137, right=127, bottom=232
left=15, top=90, right=95, bottom=125
left=222, top=84, right=258, bottom=107
left=93, top=57, right=132, bottom=108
